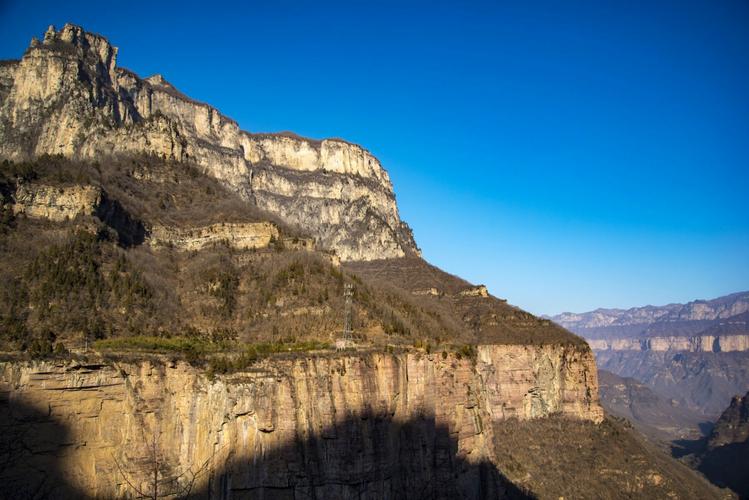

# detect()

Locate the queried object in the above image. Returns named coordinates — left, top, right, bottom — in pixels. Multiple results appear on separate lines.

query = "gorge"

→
left=0, top=24, right=733, bottom=499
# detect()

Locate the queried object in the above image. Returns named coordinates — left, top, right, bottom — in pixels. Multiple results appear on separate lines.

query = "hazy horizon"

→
left=2, top=0, right=747, bottom=315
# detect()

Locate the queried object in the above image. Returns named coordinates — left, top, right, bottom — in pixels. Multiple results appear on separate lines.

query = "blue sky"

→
left=1, top=0, right=747, bottom=314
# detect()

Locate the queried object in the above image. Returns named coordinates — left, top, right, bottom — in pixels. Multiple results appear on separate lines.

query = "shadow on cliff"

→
left=672, top=435, right=749, bottom=498
left=189, top=413, right=533, bottom=500
left=0, top=397, right=533, bottom=499
left=0, top=393, right=86, bottom=500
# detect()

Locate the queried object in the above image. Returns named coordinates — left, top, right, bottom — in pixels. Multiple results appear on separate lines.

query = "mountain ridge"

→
left=0, top=23, right=418, bottom=262
left=551, top=291, right=749, bottom=338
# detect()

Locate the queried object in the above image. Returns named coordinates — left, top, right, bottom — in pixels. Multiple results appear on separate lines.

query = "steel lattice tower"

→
left=343, top=283, right=353, bottom=341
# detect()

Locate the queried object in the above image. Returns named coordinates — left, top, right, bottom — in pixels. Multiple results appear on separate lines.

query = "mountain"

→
left=0, top=23, right=585, bottom=350
left=0, top=24, right=732, bottom=499
left=551, top=293, right=749, bottom=418
left=597, top=369, right=706, bottom=443
left=677, top=392, right=749, bottom=498
left=552, top=291, right=749, bottom=339
left=595, top=349, right=749, bottom=418
left=0, top=24, right=418, bottom=262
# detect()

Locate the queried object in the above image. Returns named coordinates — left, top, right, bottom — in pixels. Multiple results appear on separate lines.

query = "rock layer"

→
left=149, top=222, right=279, bottom=251
left=12, top=183, right=101, bottom=221
left=0, top=345, right=601, bottom=498
left=588, top=334, right=749, bottom=352
left=0, top=24, right=418, bottom=261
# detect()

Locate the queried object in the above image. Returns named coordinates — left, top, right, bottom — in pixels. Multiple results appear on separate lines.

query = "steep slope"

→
left=707, top=391, right=749, bottom=448
left=677, top=392, right=749, bottom=498
left=0, top=351, right=604, bottom=499
left=491, top=416, right=730, bottom=500
left=0, top=24, right=418, bottom=261
left=597, top=369, right=705, bottom=443
left=1, top=358, right=735, bottom=500
left=595, top=350, right=749, bottom=418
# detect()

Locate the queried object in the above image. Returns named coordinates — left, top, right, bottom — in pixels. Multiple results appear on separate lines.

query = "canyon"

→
left=0, top=23, right=735, bottom=499
left=553, top=294, right=749, bottom=419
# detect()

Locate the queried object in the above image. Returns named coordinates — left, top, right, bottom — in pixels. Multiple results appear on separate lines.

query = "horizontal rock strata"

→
left=588, top=334, right=749, bottom=352
left=12, top=183, right=101, bottom=221
left=149, top=222, right=279, bottom=251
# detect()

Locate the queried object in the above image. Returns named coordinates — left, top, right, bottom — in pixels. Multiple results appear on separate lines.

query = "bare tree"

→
left=113, top=418, right=216, bottom=499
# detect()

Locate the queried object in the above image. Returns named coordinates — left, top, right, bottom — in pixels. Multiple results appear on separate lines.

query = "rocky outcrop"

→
left=691, top=392, right=749, bottom=497
left=149, top=222, right=279, bottom=251
left=0, top=24, right=419, bottom=261
left=10, top=182, right=146, bottom=246
left=588, top=334, right=749, bottom=352
left=707, top=391, right=749, bottom=450
left=0, top=345, right=601, bottom=498
left=12, top=183, right=101, bottom=221
left=459, top=285, right=490, bottom=298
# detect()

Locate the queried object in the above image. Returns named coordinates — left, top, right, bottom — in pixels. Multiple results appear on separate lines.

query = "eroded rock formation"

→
left=0, top=24, right=418, bottom=261
left=149, top=222, right=279, bottom=251
left=12, top=183, right=101, bottom=221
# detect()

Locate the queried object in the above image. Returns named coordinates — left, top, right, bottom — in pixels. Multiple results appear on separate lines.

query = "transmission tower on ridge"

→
left=342, top=283, right=354, bottom=342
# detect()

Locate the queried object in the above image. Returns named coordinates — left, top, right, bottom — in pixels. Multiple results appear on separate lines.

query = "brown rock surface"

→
left=148, top=222, right=279, bottom=251
left=0, top=345, right=601, bottom=498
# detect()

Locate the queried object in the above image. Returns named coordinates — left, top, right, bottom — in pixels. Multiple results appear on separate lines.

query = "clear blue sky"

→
left=1, top=0, right=748, bottom=315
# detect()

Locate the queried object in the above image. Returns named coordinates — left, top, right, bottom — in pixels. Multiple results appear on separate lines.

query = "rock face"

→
left=588, top=334, right=749, bottom=352
left=459, top=285, right=490, bottom=298
left=0, top=24, right=418, bottom=261
left=149, top=222, right=279, bottom=251
left=692, top=392, right=749, bottom=498
left=707, top=391, right=749, bottom=450
left=0, top=345, right=601, bottom=499
left=12, top=183, right=101, bottom=221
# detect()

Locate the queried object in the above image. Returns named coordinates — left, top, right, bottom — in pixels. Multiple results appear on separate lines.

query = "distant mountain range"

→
left=550, top=291, right=749, bottom=340
left=552, top=291, right=749, bottom=418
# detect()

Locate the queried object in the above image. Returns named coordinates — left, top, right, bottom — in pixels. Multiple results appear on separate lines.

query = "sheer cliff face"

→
left=0, top=24, right=418, bottom=261
left=0, top=347, right=601, bottom=499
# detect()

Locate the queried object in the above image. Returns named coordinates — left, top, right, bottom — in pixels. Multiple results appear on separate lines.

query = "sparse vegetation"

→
left=491, top=417, right=725, bottom=499
left=0, top=155, right=580, bottom=361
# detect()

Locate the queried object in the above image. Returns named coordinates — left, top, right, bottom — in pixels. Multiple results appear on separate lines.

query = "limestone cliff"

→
left=0, top=345, right=601, bottom=499
left=149, top=222, right=279, bottom=251
left=588, top=334, right=749, bottom=352
left=12, top=183, right=101, bottom=221
left=0, top=24, right=418, bottom=261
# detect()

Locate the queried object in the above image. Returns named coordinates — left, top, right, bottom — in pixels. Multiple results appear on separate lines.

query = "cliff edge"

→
left=0, top=24, right=418, bottom=262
